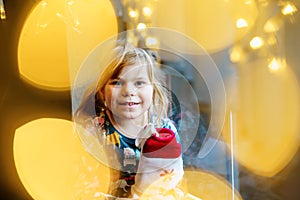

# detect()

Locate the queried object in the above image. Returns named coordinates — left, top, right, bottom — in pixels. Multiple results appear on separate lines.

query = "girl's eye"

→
left=135, top=81, right=146, bottom=87
left=110, top=80, right=122, bottom=86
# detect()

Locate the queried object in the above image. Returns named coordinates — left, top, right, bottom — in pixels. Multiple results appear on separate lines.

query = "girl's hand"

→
left=135, top=123, right=157, bottom=148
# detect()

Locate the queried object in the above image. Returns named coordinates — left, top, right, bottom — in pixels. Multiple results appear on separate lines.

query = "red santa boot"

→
left=132, top=127, right=184, bottom=199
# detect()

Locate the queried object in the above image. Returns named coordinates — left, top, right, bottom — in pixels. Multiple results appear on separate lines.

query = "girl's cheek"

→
left=104, top=86, right=114, bottom=99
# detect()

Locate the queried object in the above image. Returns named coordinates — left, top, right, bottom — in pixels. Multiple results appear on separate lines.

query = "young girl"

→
left=74, top=44, right=185, bottom=199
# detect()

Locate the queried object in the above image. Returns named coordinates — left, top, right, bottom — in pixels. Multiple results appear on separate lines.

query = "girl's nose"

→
left=122, top=83, right=136, bottom=97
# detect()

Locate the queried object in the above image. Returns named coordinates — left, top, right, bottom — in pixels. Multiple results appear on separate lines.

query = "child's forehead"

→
left=118, top=63, right=149, bottom=77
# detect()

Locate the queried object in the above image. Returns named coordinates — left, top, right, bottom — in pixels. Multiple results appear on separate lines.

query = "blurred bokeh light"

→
left=223, top=59, right=300, bottom=177
left=17, top=0, right=117, bottom=91
left=151, top=0, right=258, bottom=53
left=14, top=118, right=110, bottom=200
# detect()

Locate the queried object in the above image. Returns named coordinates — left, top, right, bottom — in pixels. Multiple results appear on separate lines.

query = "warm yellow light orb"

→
left=137, top=22, right=147, bottom=30
left=129, top=10, right=138, bottom=18
left=143, top=6, right=152, bottom=17
left=268, top=58, right=286, bottom=72
left=14, top=118, right=110, bottom=200
left=236, top=18, right=248, bottom=29
left=152, top=0, right=258, bottom=53
left=184, top=170, right=242, bottom=200
left=223, top=59, right=300, bottom=177
left=250, top=36, right=264, bottom=49
left=18, top=0, right=118, bottom=91
left=264, top=16, right=283, bottom=33
left=0, top=2, right=6, bottom=20
left=139, top=170, right=242, bottom=200
left=230, top=46, right=244, bottom=63
left=281, top=3, right=298, bottom=15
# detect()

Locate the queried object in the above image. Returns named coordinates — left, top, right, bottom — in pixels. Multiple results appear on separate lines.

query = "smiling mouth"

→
left=119, top=102, right=139, bottom=106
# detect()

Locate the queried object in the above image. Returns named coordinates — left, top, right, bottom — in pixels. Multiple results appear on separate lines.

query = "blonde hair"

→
left=77, top=44, right=170, bottom=126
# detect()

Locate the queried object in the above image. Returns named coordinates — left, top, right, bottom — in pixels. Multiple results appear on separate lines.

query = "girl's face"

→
left=102, top=63, right=154, bottom=124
